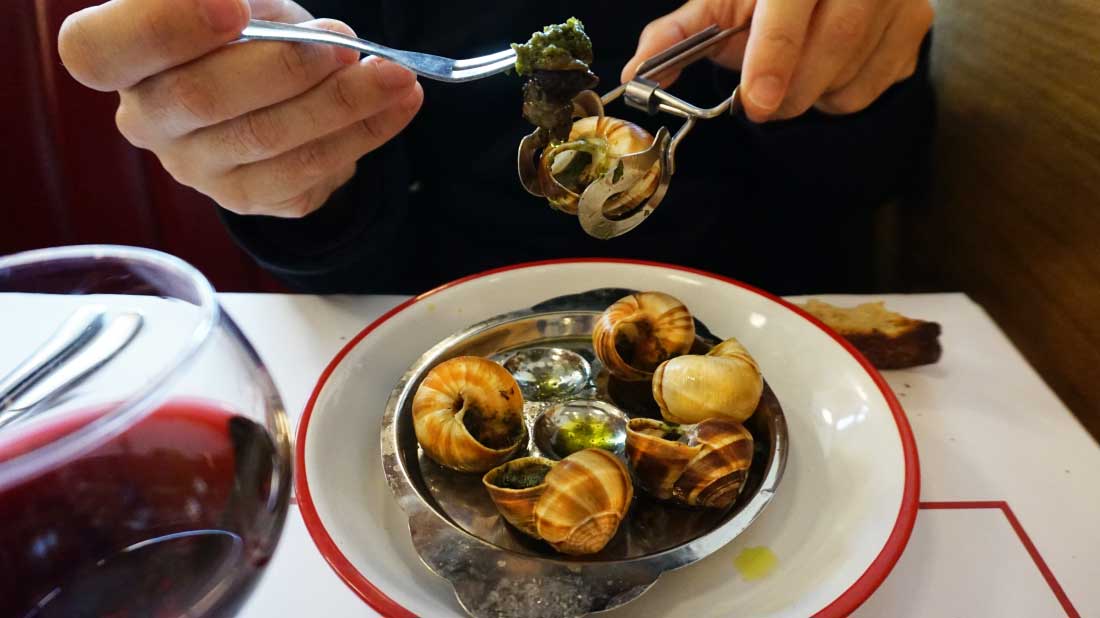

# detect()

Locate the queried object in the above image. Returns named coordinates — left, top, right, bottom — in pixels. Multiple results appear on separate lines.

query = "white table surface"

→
left=7, top=291, right=1096, bottom=617
left=218, top=293, right=1099, bottom=618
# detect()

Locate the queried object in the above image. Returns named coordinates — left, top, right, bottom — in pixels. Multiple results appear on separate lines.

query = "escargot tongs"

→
left=518, top=23, right=749, bottom=240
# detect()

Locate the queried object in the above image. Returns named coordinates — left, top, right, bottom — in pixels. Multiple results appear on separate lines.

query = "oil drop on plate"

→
left=734, top=546, right=778, bottom=581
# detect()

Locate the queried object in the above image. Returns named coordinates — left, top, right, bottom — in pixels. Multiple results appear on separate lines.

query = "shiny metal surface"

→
left=0, top=305, right=106, bottom=411
left=501, top=347, right=592, bottom=402
left=381, top=288, right=787, bottom=618
left=238, top=20, right=516, bottom=83
left=0, top=311, right=144, bottom=429
left=576, top=126, right=671, bottom=239
left=533, top=398, right=628, bottom=459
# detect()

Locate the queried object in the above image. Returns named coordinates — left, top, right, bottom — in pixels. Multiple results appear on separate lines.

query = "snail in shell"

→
left=625, top=417, right=754, bottom=509
left=593, top=291, right=695, bottom=382
left=537, top=116, right=661, bottom=216
left=412, top=356, right=527, bottom=473
left=482, top=448, right=633, bottom=555
left=653, top=337, right=764, bottom=424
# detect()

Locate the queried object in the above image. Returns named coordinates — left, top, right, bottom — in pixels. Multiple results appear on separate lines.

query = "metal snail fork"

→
left=518, top=23, right=750, bottom=240
left=237, top=20, right=517, bottom=83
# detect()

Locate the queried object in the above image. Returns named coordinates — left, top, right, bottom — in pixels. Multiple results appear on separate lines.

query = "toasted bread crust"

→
left=798, top=300, right=942, bottom=369
left=841, top=322, right=942, bottom=369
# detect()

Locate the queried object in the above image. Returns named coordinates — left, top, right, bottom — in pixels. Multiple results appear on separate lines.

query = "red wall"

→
left=1, top=0, right=284, bottom=292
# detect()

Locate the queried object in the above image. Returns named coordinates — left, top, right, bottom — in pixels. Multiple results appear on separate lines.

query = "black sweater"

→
left=218, top=0, right=936, bottom=295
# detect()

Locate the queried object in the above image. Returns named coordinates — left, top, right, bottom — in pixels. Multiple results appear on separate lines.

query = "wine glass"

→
left=0, top=245, right=292, bottom=618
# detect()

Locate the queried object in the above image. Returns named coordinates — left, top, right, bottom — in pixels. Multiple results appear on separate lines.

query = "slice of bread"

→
left=797, top=299, right=942, bottom=369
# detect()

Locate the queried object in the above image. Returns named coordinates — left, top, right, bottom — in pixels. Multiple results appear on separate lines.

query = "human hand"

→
left=622, top=0, right=933, bottom=122
left=59, top=0, right=423, bottom=217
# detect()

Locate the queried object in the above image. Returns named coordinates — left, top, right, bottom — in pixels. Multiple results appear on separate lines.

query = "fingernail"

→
left=620, top=58, right=638, bottom=84
left=749, top=75, right=785, bottom=111
left=375, top=59, right=416, bottom=90
left=199, top=0, right=247, bottom=33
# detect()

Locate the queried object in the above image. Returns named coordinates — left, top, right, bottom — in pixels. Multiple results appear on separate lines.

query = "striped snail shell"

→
left=592, top=291, right=695, bottom=382
left=625, top=417, right=754, bottom=509
left=482, top=448, right=633, bottom=555
left=412, top=356, right=527, bottom=473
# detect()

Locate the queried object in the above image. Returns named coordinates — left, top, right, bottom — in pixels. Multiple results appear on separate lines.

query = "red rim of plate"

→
left=294, top=258, right=921, bottom=618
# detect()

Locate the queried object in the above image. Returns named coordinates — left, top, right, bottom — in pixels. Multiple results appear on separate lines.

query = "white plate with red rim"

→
left=295, top=259, right=919, bottom=618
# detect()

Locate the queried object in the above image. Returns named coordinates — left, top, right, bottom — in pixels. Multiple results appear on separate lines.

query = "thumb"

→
left=621, top=0, right=751, bottom=86
left=59, top=0, right=252, bottom=92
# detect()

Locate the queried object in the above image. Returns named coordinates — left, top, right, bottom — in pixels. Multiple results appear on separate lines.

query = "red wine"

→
left=0, top=400, right=287, bottom=618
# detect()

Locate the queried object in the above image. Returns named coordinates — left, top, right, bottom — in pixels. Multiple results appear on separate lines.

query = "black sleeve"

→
left=216, top=135, right=416, bottom=293
left=712, top=31, right=936, bottom=213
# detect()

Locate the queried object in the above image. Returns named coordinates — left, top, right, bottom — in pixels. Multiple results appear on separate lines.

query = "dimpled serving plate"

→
left=380, top=288, right=787, bottom=617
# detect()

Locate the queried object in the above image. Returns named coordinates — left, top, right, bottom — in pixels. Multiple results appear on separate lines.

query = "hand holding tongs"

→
left=518, top=23, right=750, bottom=240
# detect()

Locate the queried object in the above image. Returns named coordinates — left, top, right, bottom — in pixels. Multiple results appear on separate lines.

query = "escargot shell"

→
left=593, top=291, right=695, bottom=381
left=652, top=337, right=764, bottom=424
left=537, top=116, right=660, bottom=216
left=412, top=356, right=527, bottom=473
left=625, top=417, right=754, bottom=509
left=482, top=448, right=633, bottom=555
left=482, top=456, right=556, bottom=537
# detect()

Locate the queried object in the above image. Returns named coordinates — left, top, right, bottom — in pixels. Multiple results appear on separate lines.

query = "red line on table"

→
left=918, top=501, right=1080, bottom=618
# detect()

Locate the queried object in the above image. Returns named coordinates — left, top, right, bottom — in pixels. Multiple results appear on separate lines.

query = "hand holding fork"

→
left=58, top=0, right=434, bottom=219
